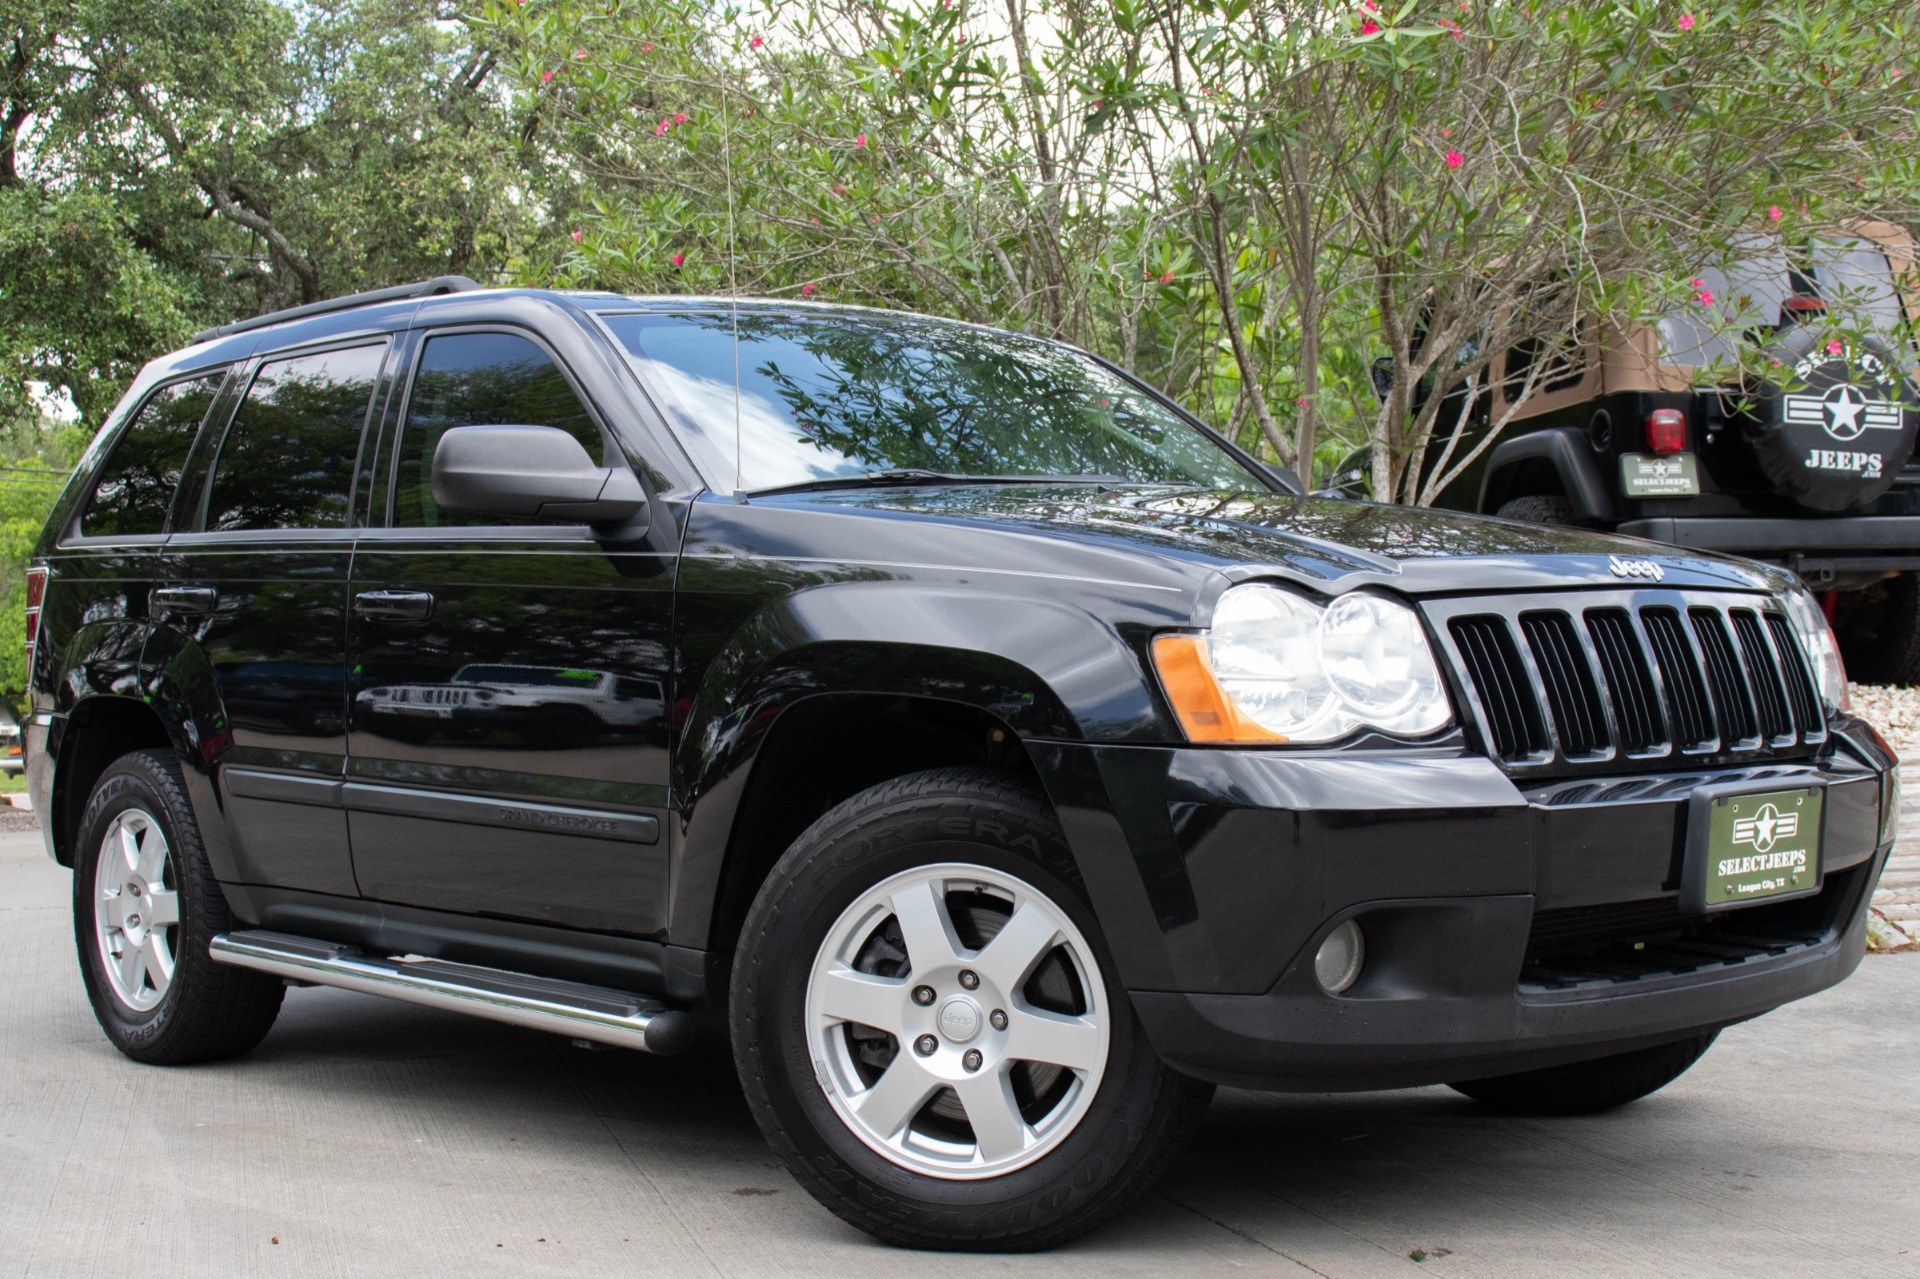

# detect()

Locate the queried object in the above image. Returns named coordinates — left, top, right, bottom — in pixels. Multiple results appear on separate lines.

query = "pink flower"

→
left=1828, top=339, right=1844, bottom=356
left=809, top=215, right=820, bottom=224
left=643, top=43, right=654, bottom=52
left=750, top=35, right=763, bottom=48
left=1361, top=0, right=1378, bottom=8
left=1440, top=126, right=1451, bottom=138
left=1695, top=289, right=1714, bottom=306
left=854, top=133, right=867, bottom=148
left=541, top=70, right=554, bottom=83
left=1296, top=396, right=1310, bottom=408
left=1360, top=17, right=1380, bottom=33
left=1768, top=205, right=1783, bottom=222
left=1677, top=12, right=1695, bottom=30
left=670, top=252, right=685, bottom=268
left=1445, top=149, right=1464, bottom=170
left=1158, top=271, right=1175, bottom=285
left=872, top=214, right=883, bottom=224
left=1689, top=277, right=1704, bottom=288
left=674, top=111, right=689, bottom=124
left=832, top=184, right=848, bottom=195
left=574, top=49, right=588, bottom=60
left=655, top=118, right=671, bottom=136
left=800, top=282, right=816, bottom=296
left=570, top=230, right=582, bottom=243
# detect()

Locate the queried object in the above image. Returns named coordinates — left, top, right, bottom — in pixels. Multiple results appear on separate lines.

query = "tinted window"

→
left=83, top=373, right=224, bottom=537
left=394, top=331, right=603, bottom=528
left=205, top=344, right=385, bottom=531
left=599, top=311, right=1260, bottom=494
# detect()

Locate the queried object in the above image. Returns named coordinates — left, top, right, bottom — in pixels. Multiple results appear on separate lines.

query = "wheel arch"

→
left=49, top=695, right=174, bottom=868
left=1478, top=426, right=1616, bottom=523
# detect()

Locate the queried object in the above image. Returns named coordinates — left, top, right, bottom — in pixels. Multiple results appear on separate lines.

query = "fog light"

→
left=1313, top=920, right=1366, bottom=995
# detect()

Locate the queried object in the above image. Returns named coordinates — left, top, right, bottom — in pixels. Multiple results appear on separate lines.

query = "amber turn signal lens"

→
left=1150, top=635, right=1283, bottom=743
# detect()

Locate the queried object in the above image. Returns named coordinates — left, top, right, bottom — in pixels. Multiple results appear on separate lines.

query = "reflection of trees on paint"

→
left=206, top=345, right=385, bottom=531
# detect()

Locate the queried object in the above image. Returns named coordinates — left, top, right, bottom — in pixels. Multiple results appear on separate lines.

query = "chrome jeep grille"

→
left=1428, top=591, right=1826, bottom=773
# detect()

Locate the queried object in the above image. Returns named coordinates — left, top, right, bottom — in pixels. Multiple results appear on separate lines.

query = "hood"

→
left=766, top=485, right=1788, bottom=596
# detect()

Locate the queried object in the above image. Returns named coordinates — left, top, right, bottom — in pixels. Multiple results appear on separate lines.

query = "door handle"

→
left=354, top=590, right=435, bottom=623
left=150, top=586, right=218, bottom=615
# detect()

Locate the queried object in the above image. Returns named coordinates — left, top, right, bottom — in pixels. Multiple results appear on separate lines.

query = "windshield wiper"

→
left=745, top=470, right=1135, bottom=497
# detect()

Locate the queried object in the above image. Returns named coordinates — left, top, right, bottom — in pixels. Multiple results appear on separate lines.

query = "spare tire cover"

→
left=1743, top=327, right=1920, bottom=511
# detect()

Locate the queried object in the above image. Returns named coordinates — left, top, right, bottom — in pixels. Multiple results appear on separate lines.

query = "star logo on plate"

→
left=1732, top=801, right=1798, bottom=854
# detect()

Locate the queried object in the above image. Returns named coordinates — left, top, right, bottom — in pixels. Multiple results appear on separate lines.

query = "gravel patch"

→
left=1847, top=683, right=1920, bottom=753
left=0, top=808, right=39, bottom=833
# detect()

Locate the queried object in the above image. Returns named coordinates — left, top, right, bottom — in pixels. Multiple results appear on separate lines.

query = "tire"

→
left=1495, top=494, right=1594, bottom=529
left=1833, top=572, right=1920, bottom=686
left=730, top=766, right=1213, bottom=1251
left=72, top=748, right=284, bottom=1065
left=1448, top=1030, right=1718, bottom=1116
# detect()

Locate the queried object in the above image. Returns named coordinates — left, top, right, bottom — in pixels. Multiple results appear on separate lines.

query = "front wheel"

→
left=730, top=767, right=1212, bottom=1251
left=1448, top=1031, right=1718, bottom=1115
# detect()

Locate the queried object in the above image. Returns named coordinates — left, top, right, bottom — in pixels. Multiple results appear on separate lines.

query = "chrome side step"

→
left=209, top=930, right=695, bottom=1055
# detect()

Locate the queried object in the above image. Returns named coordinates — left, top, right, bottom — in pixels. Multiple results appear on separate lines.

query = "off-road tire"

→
left=1448, top=1031, right=1718, bottom=1115
left=1833, top=572, right=1920, bottom=686
left=1496, top=494, right=1594, bottom=529
left=73, top=748, right=284, bottom=1064
left=730, top=766, right=1213, bottom=1252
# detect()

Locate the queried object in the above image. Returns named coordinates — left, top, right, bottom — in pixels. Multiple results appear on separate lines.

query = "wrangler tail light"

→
left=1645, top=408, right=1688, bottom=455
left=24, top=565, right=46, bottom=655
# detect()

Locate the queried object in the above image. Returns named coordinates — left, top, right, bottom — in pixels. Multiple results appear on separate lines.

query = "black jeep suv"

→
left=23, top=279, right=1898, bottom=1251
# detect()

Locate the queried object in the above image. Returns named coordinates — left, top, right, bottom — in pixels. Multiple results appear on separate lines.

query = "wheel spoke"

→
left=133, top=824, right=167, bottom=883
left=101, top=888, right=130, bottom=931
left=142, top=935, right=175, bottom=991
left=852, top=1055, right=942, bottom=1141
left=954, top=1068, right=1032, bottom=1163
left=973, top=902, right=1062, bottom=993
left=117, top=939, right=146, bottom=994
left=1007, top=1007, right=1105, bottom=1074
left=814, top=964, right=906, bottom=1035
left=888, top=880, right=963, bottom=976
left=115, top=821, right=142, bottom=874
left=145, top=889, right=180, bottom=928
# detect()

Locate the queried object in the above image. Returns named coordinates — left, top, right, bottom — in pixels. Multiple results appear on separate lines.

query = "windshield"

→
left=598, top=310, right=1263, bottom=494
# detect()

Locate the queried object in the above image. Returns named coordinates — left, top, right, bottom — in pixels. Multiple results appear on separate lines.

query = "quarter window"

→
left=393, top=331, right=603, bottom=527
left=205, top=344, right=386, bottom=532
left=82, top=373, right=225, bottom=537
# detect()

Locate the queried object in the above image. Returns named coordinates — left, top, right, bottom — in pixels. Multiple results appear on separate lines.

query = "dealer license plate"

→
left=1685, top=785, right=1823, bottom=912
left=1620, top=453, right=1700, bottom=497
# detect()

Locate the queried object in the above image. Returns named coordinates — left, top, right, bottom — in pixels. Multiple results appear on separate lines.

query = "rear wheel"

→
left=730, top=767, right=1212, bottom=1251
left=73, top=748, right=284, bottom=1064
left=1448, top=1031, right=1718, bottom=1115
left=1495, top=494, right=1595, bottom=529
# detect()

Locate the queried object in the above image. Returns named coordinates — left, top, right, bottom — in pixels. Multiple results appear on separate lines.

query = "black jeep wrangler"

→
left=23, top=279, right=1898, bottom=1251
left=1416, top=223, right=1920, bottom=682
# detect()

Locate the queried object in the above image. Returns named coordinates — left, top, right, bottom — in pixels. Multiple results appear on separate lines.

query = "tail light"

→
left=1645, top=408, right=1688, bottom=455
left=24, top=566, right=46, bottom=655
left=1783, top=297, right=1826, bottom=314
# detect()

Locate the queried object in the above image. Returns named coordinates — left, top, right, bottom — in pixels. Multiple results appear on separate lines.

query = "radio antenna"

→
left=718, top=22, right=746, bottom=501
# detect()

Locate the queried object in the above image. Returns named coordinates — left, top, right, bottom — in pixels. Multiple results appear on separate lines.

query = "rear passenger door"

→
left=345, top=326, right=675, bottom=934
left=149, top=340, right=390, bottom=898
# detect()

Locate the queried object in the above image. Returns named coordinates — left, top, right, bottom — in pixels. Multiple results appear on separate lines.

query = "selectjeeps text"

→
left=22, top=278, right=1899, bottom=1250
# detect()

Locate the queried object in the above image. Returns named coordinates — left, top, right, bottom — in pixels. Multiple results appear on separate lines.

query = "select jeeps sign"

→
left=1685, top=785, right=1825, bottom=913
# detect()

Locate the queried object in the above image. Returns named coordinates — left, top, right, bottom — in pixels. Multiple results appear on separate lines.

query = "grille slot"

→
left=1766, top=613, right=1823, bottom=738
left=1641, top=608, right=1716, bottom=750
left=1449, top=616, right=1548, bottom=762
left=1585, top=609, right=1664, bottom=753
left=1730, top=610, right=1793, bottom=741
left=1690, top=607, right=1758, bottom=744
left=1520, top=612, right=1608, bottom=757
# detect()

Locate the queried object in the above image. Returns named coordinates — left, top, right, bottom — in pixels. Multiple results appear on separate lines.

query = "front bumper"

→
left=1031, top=728, right=1893, bottom=1092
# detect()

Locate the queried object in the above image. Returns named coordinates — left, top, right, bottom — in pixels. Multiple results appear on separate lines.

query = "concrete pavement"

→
left=2, top=827, right=1916, bottom=1278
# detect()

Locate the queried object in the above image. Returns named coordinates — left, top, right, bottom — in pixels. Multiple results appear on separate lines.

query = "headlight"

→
left=1782, top=587, right=1848, bottom=714
left=1152, top=584, right=1453, bottom=743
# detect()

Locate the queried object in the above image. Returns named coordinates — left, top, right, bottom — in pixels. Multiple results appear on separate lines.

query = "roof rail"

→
left=189, top=275, right=484, bottom=346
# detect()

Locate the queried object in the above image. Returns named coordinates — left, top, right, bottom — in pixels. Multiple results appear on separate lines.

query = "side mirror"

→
left=1369, top=356, right=1394, bottom=403
left=1264, top=463, right=1305, bottom=495
left=432, top=425, right=647, bottom=527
